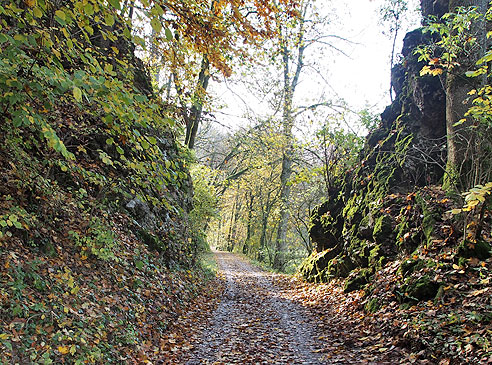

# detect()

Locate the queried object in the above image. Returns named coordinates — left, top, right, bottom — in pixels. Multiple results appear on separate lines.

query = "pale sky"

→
left=208, top=0, right=421, bottom=133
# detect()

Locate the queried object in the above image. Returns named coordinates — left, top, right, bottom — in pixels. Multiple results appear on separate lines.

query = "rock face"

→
left=420, top=0, right=449, bottom=19
left=299, top=0, right=450, bottom=285
left=0, top=8, right=195, bottom=270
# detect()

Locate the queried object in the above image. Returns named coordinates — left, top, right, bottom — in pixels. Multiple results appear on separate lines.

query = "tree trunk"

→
left=273, top=143, right=293, bottom=270
left=243, top=191, right=254, bottom=255
left=258, top=189, right=273, bottom=262
left=185, top=56, right=210, bottom=149
left=445, top=0, right=488, bottom=189
left=226, top=199, right=236, bottom=252
left=272, top=19, right=305, bottom=270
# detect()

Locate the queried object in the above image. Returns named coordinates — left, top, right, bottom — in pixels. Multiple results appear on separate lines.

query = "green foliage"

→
left=68, top=217, right=118, bottom=261
left=199, top=250, right=219, bottom=280
left=0, top=203, right=36, bottom=239
left=312, top=122, right=364, bottom=191
left=358, top=109, right=380, bottom=132
left=190, top=164, right=218, bottom=239
left=416, top=5, right=484, bottom=75
left=365, top=297, right=380, bottom=313
left=449, top=182, right=492, bottom=259
left=0, top=0, right=195, bottom=264
left=450, top=182, right=492, bottom=215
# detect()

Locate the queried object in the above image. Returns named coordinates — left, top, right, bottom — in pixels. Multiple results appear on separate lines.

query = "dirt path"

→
left=184, top=251, right=323, bottom=364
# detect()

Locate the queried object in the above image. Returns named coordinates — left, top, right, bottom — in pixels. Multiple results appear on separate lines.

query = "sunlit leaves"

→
left=58, top=346, right=69, bottom=354
left=54, top=9, right=65, bottom=22
left=420, top=65, right=443, bottom=76
left=33, top=6, right=42, bottom=17
left=72, top=86, right=82, bottom=102
left=151, top=17, right=162, bottom=33
left=449, top=182, right=492, bottom=215
left=104, top=13, right=114, bottom=26
left=108, top=0, right=120, bottom=10
left=165, top=28, right=173, bottom=41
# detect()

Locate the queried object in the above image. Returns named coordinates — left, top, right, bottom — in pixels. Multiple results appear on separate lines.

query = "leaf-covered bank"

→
left=0, top=0, right=214, bottom=362
left=0, top=230, right=219, bottom=363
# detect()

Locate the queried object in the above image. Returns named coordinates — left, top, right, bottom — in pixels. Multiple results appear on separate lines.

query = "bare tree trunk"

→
left=243, top=190, right=254, bottom=255
left=185, top=56, right=210, bottom=149
left=258, top=189, right=274, bottom=262
left=272, top=7, right=306, bottom=270
left=226, top=199, right=236, bottom=252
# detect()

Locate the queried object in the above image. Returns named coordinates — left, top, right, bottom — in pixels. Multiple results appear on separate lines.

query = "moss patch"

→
left=344, top=268, right=372, bottom=293
left=365, top=297, right=380, bottom=313
left=397, top=275, right=440, bottom=302
left=458, top=239, right=491, bottom=260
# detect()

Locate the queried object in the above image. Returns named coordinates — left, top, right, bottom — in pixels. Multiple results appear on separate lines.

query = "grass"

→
left=199, top=249, right=219, bottom=280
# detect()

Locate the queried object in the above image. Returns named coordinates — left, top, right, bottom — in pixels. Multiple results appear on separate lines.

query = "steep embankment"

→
left=0, top=2, right=209, bottom=363
left=299, top=0, right=492, bottom=362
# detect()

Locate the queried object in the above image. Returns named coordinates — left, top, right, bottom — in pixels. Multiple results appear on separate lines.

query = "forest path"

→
left=184, top=251, right=323, bottom=364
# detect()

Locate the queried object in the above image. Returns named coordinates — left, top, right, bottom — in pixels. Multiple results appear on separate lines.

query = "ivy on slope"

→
left=0, top=217, right=213, bottom=363
left=0, top=0, right=194, bottom=259
left=0, top=0, right=204, bottom=362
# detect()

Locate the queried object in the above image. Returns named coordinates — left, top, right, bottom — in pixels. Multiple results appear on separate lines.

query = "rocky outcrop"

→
left=0, top=6, right=195, bottom=268
left=420, top=0, right=449, bottom=19
left=299, top=0, right=450, bottom=286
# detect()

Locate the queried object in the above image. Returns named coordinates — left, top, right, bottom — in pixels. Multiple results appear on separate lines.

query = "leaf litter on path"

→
left=167, top=252, right=429, bottom=364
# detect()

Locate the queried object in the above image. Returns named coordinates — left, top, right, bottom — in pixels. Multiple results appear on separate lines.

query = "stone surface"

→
left=301, top=1, right=450, bottom=287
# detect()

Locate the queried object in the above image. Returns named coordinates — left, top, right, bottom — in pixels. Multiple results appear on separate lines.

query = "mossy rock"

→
left=458, top=239, right=491, bottom=260
left=365, top=297, right=380, bottom=313
left=397, top=275, right=440, bottom=302
left=373, top=214, right=393, bottom=242
left=368, top=244, right=384, bottom=269
left=137, top=228, right=163, bottom=252
left=298, top=246, right=342, bottom=282
left=347, top=238, right=371, bottom=267
left=398, top=258, right=424, bottom=277
left=358, top=212, right=375, bottom=239
left=330, top=254, right=356, bottom=278
left=415, top=192, right=438, bottom=246
left=344, top=268, right=372, bottom=293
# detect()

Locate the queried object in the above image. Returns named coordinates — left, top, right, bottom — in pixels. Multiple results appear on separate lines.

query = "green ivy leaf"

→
left=105, top=13, right=115, bottom=26
left=141, top=140, right=150, bottom=150
left=108, top=0, right=121, bottom=10
left=151, top=18, right=162, bottom=34
left=153, top=4, right=164, bottom=15
left=134, top=94, right=147, bottom=102
left=73, top=86, right=82, bottom=102
left=33, top=7, right=42, bottom=18
left=135, top=260, right=144, bottom=270
left=55, top=9, right=66, bottom=20
left=165, top=28, right=173, bottom=41
left=84, top=3, right=94, bottom=15
left=54, top=9, right=66, bottom=25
